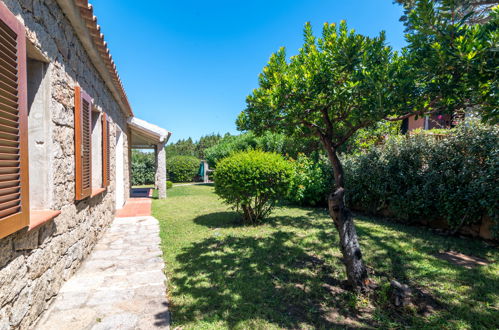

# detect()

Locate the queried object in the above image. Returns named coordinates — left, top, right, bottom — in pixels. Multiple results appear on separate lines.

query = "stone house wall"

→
left=0, top=0, right=131, bottom=328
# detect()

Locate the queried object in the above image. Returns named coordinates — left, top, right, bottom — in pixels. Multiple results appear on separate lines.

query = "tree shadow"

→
left=154, top=302, right=171, bottom=327
left=355, top=215, right=499, bottom=328
left=178, top=209, right=498, bottom=328
left=193, top=211, right=242, bottom=228
left=269, top=207, right=331, bottom=231
left=171, top=227, right=372, bottom=328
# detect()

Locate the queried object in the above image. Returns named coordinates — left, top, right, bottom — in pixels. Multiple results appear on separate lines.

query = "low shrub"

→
left=344, top=123, right=499, bottom=236
left=287, top=154, right=334, bottom=206
left=167, top=181, right=173, bottom=189
left=214, top=150, right=294, bottom=224
left=167, top=156, right=200, bottom=183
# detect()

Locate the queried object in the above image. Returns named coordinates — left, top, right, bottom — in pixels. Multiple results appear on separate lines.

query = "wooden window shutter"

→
left=0, top=3, right=29, bottom=239
left=74, top=86, right=92, bottom=200
left=101, top=113, right=110, bottom=187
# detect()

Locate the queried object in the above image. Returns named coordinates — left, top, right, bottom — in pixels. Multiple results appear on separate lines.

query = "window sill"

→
left=29, top=210, right=62, bottom=231
left=90, top=187, right=107, bottom=198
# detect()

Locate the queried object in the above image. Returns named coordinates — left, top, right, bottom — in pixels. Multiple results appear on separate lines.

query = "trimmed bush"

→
left=287, top=154, right=333, bottom=206
left=214, top=150, right=294, bottom=224
left=167, top=181, right=173, bottom=189
left=167, top=156, right=200, bottom=183
left=344, top=123, right=499, bottom=236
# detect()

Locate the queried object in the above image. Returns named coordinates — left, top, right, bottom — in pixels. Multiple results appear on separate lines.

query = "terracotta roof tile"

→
left=74, top=0, right=133, bottom=116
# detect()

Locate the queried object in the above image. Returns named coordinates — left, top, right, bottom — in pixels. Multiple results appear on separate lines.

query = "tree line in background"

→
left=165, top=133, right=226, bottom=159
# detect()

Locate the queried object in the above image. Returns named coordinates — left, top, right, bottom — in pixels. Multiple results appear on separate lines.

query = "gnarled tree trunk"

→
left=324, top=143, right=369, bottom=291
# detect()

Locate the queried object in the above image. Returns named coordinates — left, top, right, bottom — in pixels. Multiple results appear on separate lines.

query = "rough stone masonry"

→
left=0, top=0, right=131, bottom=328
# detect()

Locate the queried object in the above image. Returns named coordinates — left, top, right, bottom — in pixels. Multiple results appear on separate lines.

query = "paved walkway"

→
left=116, top=189, right=152, bottom=218
left=115, top=199, right=152, bottom=218
left=36, top=216, right=169, bottom=329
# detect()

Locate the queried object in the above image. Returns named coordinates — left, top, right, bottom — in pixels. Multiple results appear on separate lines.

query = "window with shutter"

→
left=101, top=113, right=110, bottom=187
left=74, top=86, right=92, bottom=200
left=0, top=3, right=29, bottom=239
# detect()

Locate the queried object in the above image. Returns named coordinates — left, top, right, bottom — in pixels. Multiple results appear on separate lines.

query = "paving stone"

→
left=91, top=313, right=139, bottom=330
left=35, top=216, right=169, bottom=329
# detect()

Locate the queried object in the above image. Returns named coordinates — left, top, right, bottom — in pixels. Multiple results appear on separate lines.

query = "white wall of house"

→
left=116, top=129, right=125, bottom=209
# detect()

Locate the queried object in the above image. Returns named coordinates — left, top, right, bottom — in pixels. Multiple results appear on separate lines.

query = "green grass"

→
left=153, top=185, right=498, bottom=329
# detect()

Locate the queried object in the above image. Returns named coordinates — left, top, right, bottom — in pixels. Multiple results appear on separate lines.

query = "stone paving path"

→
left=36, top=216, right=169, bottom=329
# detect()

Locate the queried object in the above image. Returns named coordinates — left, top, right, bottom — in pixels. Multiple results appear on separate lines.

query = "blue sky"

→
left=92, top=1, right=406, bottom=144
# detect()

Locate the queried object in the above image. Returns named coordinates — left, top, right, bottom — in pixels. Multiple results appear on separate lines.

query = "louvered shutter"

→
left=0, top=4, right=29, bottom=239
left=74, top=86, right=92, bottom=200
left=101, top=113, right=110, bottom=187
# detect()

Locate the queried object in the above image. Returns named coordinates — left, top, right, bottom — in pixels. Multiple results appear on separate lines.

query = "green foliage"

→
left=166, top=134, right=224, bottom=159
left=400, top=0, right=498, bottom=123
left=167, top=156, right=200, bottom=183
left=214, top=150, right=294, bottom=224
left=196, top=133, right=223, bottom=159
left=131, top=150, right=155, bottom=186
left=205, top=133, right=258, bottom=168
left=166, top=138, right=197, bottom=158
left=238, top=21, right=399, bottom=147
left=287, top=154, right=333, bottom=206
left=342, top=120, right=402, bottom=154
left=205, top=131, right=318, bottom=168
left=395, top=0, right=497, bottom=26
left=167, top=181, right=173, bottom=189
left=344, top=123, right=499, bottom=235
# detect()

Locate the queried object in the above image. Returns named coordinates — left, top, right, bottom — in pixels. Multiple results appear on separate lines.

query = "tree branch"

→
left=320, top=107, right=334, bottom=137
left=334, top=120, right=373, bottom=148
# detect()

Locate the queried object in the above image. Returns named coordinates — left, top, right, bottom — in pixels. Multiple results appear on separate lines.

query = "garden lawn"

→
left=153, top=185, right=498, bottom=329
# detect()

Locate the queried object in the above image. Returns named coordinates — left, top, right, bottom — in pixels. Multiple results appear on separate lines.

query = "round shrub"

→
left=167, top=181, right=173, bottom=189
left=214, top=150, right=294, bottom=224
left=167, top=156, right=200, bottom=183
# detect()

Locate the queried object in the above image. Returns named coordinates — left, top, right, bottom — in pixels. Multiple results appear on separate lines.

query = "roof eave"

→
left=55, top=0, right=133, bottom=117
left=128, top=117, right=172, bottom=145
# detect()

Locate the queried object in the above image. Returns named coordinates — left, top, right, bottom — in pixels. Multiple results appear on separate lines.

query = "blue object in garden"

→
left=198, top=161, right=205, bottom=178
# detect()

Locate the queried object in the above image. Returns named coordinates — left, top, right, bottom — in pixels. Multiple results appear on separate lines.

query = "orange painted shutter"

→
left=0, top=3, right=30, bottom=239
left=101, top=113, right=110, bottom=187
left=74, top=86, right=92, bottom=200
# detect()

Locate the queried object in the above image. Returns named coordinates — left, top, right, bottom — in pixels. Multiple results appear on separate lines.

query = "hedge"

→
left=343, top=123, right=498, bottom=236
left=167, top=156, right=200, bottom=183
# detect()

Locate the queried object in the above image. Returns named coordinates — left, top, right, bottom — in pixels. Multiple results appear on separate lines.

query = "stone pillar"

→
left=155, top=142, right=167, bottom=199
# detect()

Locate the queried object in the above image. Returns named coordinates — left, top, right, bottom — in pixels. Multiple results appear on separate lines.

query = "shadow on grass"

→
left=194, top=211, right=242, bottom=228
left=172, top=228, right=364, bottom=329
left=354, top=215, right=499, bottom=328
left=175, top=209, right=368, bottom=328
left=173, top=209, right=498, bottom=328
